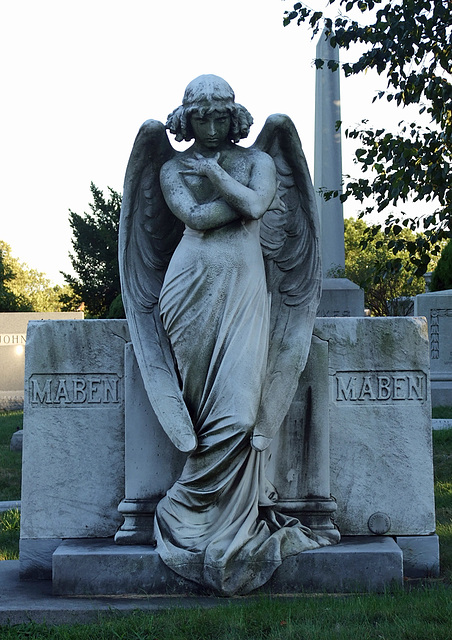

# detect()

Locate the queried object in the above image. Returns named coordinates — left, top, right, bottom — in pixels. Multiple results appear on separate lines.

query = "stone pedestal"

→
left=396, top=535, right=440, bottom=578
left=269, top=335, right=339, bottom=542
left=414, top=290, right=452, bottom=407
left=114, top=344, right=186, bottom=545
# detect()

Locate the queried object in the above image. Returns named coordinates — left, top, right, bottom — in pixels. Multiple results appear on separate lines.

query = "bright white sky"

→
left=0, top=0, right=417, bottom=284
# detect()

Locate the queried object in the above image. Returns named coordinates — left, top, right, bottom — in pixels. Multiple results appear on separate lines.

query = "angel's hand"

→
left=250, top=434, right=273, bottom=452
left=268, top=182, right=286, bottom=213
left=180, top=152, right=221, bottom=177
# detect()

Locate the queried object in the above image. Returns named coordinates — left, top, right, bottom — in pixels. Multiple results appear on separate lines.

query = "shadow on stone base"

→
left=52, top=537, right=403, bottom=596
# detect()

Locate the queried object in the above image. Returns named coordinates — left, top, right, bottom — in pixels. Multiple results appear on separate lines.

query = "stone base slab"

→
left=20, top=538, right=62, bottom=580
left=432, top=419, right=452, bottom=431
left=396, top=534, right=440, bottom=578
left=52, top=537, right=403, bottom=596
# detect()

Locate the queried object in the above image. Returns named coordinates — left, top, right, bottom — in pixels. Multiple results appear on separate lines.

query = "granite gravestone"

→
left=21, top=316, right=438, bottom=591
left=18, top=73, right=438, bottom=595
left=20, top=320, right=128, bottom=579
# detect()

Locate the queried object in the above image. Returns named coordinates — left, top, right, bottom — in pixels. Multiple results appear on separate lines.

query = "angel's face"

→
left=190, top=110, right=231, bottom=149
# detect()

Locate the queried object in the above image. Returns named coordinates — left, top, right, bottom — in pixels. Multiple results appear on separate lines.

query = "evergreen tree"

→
left=62, top=183, right=122, bottom=317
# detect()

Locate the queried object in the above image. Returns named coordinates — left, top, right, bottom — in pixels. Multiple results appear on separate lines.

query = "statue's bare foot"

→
left=250, top=434, right=273, bottom=452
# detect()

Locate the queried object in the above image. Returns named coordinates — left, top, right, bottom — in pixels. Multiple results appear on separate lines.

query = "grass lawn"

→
left=0, top=413, right=451, bottom=638
left=433, top=428, right=452, bottom=583
left=433, top=406, right=452, bottom=419
left=0, top=588, right=451, bottom=639
left=0, top=411, right=22, bottom=502
left=0, top=411, right=22, bottom=560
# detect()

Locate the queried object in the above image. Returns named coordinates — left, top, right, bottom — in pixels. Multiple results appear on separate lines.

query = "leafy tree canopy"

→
left=285, top=0, right=451, bottom=276
left=0, top=244, right=31, bottom=311
left=0, top=241, right=71, bottom=312
left=62, top=183, right=122, bottom=318
left=337, top=217, right=441, bottom=315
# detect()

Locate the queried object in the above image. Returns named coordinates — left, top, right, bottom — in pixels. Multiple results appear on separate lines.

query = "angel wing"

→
left=119, top=119, right=197, bottom=453
left=251, top=114, right=322, bottom=446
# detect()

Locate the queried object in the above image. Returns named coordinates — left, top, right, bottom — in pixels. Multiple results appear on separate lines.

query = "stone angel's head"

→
left=166, top=74, right=253, bottom=143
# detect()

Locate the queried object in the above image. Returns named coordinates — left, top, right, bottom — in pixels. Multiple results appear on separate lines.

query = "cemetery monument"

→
left=314, top=30, right=364, bottom=317
left=118, top=74, right=338, bottom=594
left=19, top=71, right=439, bottom=596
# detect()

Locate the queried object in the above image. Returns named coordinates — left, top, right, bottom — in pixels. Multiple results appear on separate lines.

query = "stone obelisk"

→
left=314, top=29, right=364, bottom=317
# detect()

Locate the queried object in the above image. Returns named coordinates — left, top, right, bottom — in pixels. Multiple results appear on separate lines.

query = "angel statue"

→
left=119, top=74, right=336, bottom=596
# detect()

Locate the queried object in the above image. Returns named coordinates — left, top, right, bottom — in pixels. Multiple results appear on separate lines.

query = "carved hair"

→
left=166, top=74, right=253, bottom=143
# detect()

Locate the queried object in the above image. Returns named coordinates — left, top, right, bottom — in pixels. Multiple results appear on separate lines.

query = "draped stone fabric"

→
left=155, top=220, right=328, bottom=596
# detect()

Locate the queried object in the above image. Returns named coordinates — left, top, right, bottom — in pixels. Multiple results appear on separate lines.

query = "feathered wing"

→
left=252, top=114, right=322, bottom=444
left=119, top=119, right=197, bottom=453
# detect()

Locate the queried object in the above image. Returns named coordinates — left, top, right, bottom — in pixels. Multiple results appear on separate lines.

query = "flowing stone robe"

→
left=119, top=115, right=335, bottom=597
left=155, top=217, right=326, bottom=596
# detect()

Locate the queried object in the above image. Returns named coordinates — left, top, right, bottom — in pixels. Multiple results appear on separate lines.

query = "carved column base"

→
left=114, top=499, right=157, bottom=546
left=277, top=497, right=340, bottom=544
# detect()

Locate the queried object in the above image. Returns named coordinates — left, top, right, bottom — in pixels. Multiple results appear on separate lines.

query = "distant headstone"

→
left=0, top=312, right=83, bottom=411
left=9, top=429, right=23, bottom=451
left=317, top=278, right=364, bottom=318
left=314, top=30, right=364, bottom=317
left=414, top=289, right=452, bottom=407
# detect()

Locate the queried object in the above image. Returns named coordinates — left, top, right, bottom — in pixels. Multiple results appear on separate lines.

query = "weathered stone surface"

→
left=0, top=312, right=83, bottom=410
left=314, top=317, right=435, bottom=536
left=313, top=31, right=364, bottom=319
left=314, top=30, right=344, bottom=274
left=52, top=537, right=403, bottom=596
left=414, top=290, right=452, bottom=407
left=21, top=317, right=438, bottom=582
left=20, top=320, right=130, bottom=557
left=269, top=335, right=339, bottom=542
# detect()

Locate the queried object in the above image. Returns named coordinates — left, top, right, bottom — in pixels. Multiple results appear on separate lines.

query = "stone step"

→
left=52, top=536, right=403, bottom=596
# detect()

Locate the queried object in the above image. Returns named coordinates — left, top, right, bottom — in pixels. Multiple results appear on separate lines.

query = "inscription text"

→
left=335, top=371, right=426, bottom=403
left=29, top=374, right=121, bottom=407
